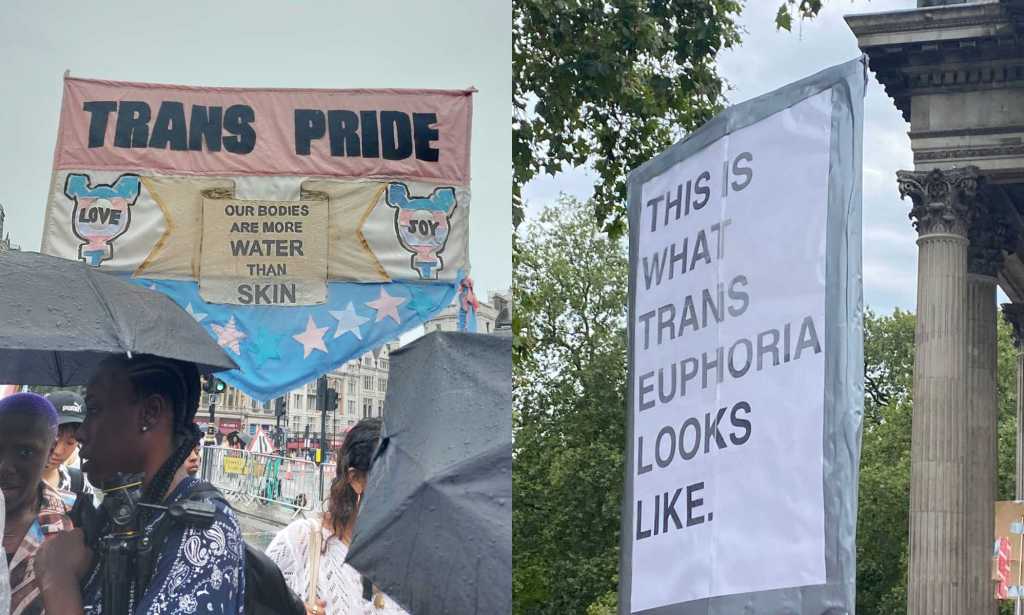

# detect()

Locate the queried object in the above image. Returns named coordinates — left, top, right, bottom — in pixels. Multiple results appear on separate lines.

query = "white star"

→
left=185, top=303, right=207, bottom=323
left=210, top=316, right=247, bottom=355
left=329, top=302, right=369, bottom=340
left=293, top=315, right=329, bottom=359
left=365, top=288, right=406, bottom=324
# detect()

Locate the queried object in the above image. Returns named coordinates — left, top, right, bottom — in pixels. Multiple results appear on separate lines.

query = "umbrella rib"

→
left=82, top=266, right=132, bottom=356
left=54, top=351, right=64, bottom=387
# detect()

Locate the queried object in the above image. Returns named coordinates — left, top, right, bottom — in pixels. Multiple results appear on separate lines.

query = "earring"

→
left=140, top=425, right=149, bottom=433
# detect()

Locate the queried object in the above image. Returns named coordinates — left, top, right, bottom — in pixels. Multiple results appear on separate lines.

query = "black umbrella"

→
left=347, top=331, right=511, bottom=615
left=227, top=430, right=252, bottom=447
left=0, top=250, right=236, bottom=385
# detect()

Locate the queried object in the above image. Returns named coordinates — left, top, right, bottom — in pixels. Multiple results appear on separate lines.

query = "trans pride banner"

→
left=41, top=75, right=474, bottom=400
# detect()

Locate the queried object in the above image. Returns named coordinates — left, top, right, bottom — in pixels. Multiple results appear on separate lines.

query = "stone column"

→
left=963, top=203, right=1008, bottom=615
left=1002, top=304, right=1024, bottom=500
left=898, top=167, right=981, bottom=615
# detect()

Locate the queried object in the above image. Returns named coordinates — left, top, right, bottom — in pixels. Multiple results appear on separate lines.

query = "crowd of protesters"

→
left=0, top=354, right=405, bottom=615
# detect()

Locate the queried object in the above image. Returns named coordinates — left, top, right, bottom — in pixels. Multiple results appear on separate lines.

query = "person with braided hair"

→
left=33, top=354, right=246, bottom=614
left=266, top=418, right=408, bottom=615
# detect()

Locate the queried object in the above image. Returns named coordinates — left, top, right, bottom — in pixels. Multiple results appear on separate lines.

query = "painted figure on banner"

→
left=386, top=182, right=457, bottom=280
left=63, top=173, right=140, bottom=266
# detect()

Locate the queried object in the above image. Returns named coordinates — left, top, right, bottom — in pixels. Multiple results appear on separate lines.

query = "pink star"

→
left=210, top=316, right=247, bottom=355
left=293, top=315, right=329, bottom=359
left=366, top=288, right=406, bottom=324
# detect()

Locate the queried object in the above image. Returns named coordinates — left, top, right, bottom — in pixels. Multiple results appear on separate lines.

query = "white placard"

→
left=629, top=90, right=832, bottom=611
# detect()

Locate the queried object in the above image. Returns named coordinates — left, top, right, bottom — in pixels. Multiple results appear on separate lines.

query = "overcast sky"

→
left=524, top=0, right=938, bottom=315
left=0, top=0, right=511, bottom=300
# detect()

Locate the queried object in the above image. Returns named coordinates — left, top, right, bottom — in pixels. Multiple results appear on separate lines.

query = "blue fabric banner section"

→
left=124, top=277, right=457, bottom=401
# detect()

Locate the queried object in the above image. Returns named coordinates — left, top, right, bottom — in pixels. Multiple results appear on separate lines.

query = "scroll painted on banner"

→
left=41, top=76, right=474, bottom=399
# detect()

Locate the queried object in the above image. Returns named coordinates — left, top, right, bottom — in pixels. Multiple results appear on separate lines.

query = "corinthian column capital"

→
left=968, top=202, right=1016, bottom=277
left=1003, top=303, right=1024, bottom=350
left=897, top=167, right=982, bottom=237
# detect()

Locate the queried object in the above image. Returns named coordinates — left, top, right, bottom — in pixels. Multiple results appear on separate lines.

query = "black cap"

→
left=45, top=391, right=86, bottom=426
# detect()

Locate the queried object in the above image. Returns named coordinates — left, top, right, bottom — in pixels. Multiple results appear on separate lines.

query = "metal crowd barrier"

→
left=201, top=446, right=324, bottom=513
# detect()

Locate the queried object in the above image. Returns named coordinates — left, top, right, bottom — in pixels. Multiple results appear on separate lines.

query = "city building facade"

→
left=0, top=205, right=20, bottom=254
left=198, top=341, right=397, bottom=452
left=197, top=289, right=509, bottom=454
left=423, top=289, right=511, bottom=334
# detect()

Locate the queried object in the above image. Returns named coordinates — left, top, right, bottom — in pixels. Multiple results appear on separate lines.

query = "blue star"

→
left=250, top=328, right=285, bottom=367
left=408, top=289, right=440, bottom=320
left=329, top=302, right=370, bottom=340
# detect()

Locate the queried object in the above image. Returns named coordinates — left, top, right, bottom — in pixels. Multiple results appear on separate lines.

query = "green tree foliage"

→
left=996, top=315, right=1020, bottom=503
left=514, top=237, right=1022, bottom=612
left=513, top=0, right=834, bottom=237
left=511, top=0, right=832, bottom=361
left=513, top=197, right=628, bottom=614
left=774, top=0, right=825, bottom=31
left=857, top=308, right=915, bottom=613
left=513, top=0, right=743, bottom=236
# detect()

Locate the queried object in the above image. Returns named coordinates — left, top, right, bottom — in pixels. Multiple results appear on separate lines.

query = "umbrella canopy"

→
left=347, top=331, right=511, bottom=615
left=0, top=251, right=236, bottom=385
left=246, top=427, right=274, bottom=455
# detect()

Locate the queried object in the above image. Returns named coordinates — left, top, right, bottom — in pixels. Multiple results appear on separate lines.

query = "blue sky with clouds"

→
left=523, top=0, right=937, bottom=315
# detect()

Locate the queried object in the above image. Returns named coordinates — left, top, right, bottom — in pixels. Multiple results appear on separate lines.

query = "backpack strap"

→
left=68, top=467, right=85, bottom=496
left=183, top=481, right=228, bottom=507
left=69, top=492, right=103, bottom=548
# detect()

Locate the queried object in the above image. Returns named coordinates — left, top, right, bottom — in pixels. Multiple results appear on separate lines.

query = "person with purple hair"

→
left=0, top=392, right=74, bottom=615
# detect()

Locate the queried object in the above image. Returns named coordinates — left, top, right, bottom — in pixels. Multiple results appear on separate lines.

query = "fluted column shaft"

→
left=908, top=230, right=969, bottom=615
left=900, top=167, right=982, bottom=615
left=963, top=199, right=1012, bottom=614
left=964, top=272, right=998, bottom=614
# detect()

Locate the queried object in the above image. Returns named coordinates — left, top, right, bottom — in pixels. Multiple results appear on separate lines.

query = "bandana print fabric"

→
left=79, top=477, right=245, bottom=614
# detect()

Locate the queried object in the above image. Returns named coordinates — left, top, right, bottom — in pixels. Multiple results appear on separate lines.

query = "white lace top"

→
left=266, top=517, right=408, bottom=615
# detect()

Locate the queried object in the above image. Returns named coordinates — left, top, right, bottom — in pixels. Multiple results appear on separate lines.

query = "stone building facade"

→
left=847, top=2, right=1024, bottom=613
left=423, top=289, right=511, bottom=334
